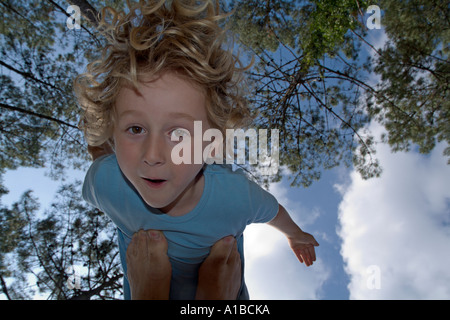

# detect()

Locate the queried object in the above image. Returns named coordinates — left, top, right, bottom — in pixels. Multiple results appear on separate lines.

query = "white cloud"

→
left=337, top=122, right=450, bottom=299
left=244, top=181, right=329, bottom=299
left=244, top=223, right=329, bottom=299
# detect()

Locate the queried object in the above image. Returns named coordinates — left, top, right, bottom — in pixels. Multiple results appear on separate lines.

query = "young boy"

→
left=76, top=0, right=319, bottom=299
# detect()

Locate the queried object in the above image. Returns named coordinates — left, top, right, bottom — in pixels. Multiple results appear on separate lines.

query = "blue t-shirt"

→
left=82, top=154, right=279, bottom=299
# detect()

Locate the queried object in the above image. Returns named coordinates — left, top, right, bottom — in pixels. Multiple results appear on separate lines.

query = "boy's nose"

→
left=143, top=135, right=166, bottom=166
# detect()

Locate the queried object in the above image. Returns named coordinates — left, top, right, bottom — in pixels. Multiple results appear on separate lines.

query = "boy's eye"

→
left=127, top=126, right=145, bottom=135
left=170, top=128, right=190, bottom=140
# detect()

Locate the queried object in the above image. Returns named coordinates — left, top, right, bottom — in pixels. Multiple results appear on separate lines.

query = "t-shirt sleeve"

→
left=82, top=154, right=131, bottom=218
left=82, top=154, right=111, bottom=211
left=245, top=177, right=279, bottom=224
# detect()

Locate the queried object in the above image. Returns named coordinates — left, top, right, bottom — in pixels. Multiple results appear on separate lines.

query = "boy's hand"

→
left=267, top=205, right=319, bottom=267
left=287, top=231, right=319, bottom=267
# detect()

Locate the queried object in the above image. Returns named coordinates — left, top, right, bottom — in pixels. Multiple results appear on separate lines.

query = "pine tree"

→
left=0, top=183, right=122, bottom=299
left=368, top=0, right=449, bottom=159
left=228, top=0, right=380, bottom=186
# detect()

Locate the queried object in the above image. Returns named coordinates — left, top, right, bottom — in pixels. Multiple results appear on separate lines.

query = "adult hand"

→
left=196, top=236, right=242, bottom=300
left=126, top=231, right=242, bottom=300
left=126, top=230, right=171, bottom=300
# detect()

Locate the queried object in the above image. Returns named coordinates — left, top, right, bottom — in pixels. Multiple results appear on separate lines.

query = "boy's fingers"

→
left=309, top=245, right=316, bottom=262
left=302, top=247, right=315, bottom=266
left=294, top=249, right=304, bottom=264
left=305, top=252, right=312, bottom=266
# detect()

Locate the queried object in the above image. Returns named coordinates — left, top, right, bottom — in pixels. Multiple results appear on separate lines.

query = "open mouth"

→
left=143, top=178, right=167, bottom=188
left=147, top=178, right=166, bottom=183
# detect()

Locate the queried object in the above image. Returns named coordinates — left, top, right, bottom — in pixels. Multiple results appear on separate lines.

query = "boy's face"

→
left=113, top=71, right=210, bottom=215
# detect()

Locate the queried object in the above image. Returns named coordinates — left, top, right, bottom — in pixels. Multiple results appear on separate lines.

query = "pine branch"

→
left=0, top=275, right=12, bottom=300
left=0, top=60, right=63, bottom=93
left=0, top=103, right=79, bottom=130
left=68, top=273, right=122, bottom=300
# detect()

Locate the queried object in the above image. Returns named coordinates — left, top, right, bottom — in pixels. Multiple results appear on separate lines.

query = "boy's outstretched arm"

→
left=267, top=205, right=319, bottom=266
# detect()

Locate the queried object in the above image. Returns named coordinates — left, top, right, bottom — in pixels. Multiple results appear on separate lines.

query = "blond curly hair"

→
left=75, top=0, right=253, bottom=146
